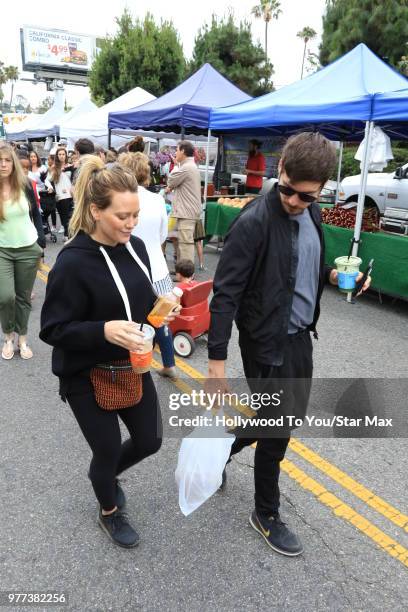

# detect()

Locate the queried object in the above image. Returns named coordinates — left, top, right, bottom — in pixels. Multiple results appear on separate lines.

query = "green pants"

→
left=0, top=242, right=42, bottom=336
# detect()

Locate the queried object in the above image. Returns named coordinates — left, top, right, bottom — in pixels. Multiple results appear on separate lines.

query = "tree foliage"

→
left=0, top=62, right=19, bottom=104
left=190, top=14, right=274, bottom=96
left=36, top=96, right=54, bottom=114
left=320, top=0, right=408, bottom=68
left=88, top=11, right=185, bottom=104
left=251, top=1, right=282, bottom=59
left=297, top=27, right=317, bottom=78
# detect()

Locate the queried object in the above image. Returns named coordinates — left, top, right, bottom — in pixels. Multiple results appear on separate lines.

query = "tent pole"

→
left=335, top=141, right=344, bottom=205
left=180, top=127, right=185, bottom=140
left=347, top=120, right=374, bottom=303
left=108, top=129, right=111, bottom=149
left=203, top=129, right=211, bottom=212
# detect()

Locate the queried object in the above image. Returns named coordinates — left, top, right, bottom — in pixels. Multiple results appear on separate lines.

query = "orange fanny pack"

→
left=90, top=360, right=142, bottom=411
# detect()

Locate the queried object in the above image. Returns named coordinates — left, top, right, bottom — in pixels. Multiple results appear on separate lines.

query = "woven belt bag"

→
left=90, top=360, right=142, bottom=410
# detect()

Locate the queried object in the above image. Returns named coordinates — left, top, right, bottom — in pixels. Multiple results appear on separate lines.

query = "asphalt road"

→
left=1, top=236, right=407, bottom=612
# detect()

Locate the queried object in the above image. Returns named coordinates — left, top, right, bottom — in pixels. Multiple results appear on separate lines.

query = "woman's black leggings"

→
left=56, top=198, right=73, bottom=237
left=66, top=373, right=162, bottom=510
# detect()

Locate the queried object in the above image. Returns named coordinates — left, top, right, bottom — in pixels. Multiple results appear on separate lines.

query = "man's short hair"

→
left=74, top=138, right=95, bottom=156
left=178, top=140, right=194, bottom=157
left=280, top=132, right=337, bottom=186
left=175, top=259, right=195, bottom=278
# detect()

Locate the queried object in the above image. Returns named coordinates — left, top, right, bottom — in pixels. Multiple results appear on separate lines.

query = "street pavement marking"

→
left=40, top=262, right=51, bottom=273
left=36, top=273, right=408, bottom=541
left=37, top=271, right=48, bottom=284
left=162, top=353, right=408, bottom=536
left=289, top=439, right=408, bottom=534
left=281, top=458, right=408, bottom=569
left=156, top=359, right=408, bottom=569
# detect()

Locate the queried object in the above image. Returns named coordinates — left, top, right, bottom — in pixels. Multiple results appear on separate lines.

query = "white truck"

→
left=338, top=162, right=408, bottom=215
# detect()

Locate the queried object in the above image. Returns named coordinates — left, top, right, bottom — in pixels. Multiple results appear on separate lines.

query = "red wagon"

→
left=168, top=280, right=213, bottom=357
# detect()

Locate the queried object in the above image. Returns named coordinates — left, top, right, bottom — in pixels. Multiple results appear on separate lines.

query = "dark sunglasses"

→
left=278, top=183, right=318, bottom=203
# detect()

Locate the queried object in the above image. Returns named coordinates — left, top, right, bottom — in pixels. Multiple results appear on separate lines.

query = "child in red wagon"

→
left=175, top=259, right=200, bottom=291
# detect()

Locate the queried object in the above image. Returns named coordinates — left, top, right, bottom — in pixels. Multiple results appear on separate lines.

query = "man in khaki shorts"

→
left=166, top=141, right=201, bottom=263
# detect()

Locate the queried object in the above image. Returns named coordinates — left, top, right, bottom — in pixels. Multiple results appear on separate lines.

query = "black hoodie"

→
left=40, top=232, right=156, bottom=380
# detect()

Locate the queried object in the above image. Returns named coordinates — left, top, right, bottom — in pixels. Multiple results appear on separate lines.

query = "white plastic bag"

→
left=175, top=416, right=235, bottom=516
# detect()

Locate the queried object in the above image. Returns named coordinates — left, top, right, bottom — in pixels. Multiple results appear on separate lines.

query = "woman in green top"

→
left=0, top=142, right=45, bottom=360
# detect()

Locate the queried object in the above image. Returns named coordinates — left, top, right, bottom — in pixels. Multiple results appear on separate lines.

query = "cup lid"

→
left=137, top=323, right=155, bottom=340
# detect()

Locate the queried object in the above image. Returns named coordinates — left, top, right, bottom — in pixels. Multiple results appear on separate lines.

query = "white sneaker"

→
left=50, top=226, right=57, bottom=232
left=58, top=227, right=65, bottom=234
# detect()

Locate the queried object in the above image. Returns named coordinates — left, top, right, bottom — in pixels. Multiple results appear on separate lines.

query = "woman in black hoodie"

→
left=40, top=155, right=177, bottom=548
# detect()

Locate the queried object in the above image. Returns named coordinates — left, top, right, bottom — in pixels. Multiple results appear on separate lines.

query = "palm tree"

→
left=251, top=0, right=282, bottom=62
left=5, top=66, right=19, bottom=109
left=297, top=27, right=317, bottom=78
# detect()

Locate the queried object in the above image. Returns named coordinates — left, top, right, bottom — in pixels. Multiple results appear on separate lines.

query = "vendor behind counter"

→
left=244, top=139, right=266, bottom=194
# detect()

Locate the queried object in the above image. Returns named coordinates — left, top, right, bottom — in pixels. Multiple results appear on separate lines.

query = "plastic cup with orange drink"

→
left=129, top=323, right=155, bottom=374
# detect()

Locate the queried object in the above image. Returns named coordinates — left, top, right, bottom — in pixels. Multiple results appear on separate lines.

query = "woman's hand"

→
left=104, top=321, right=145, bottom=351
left=161, top=304, right=182, bottom=326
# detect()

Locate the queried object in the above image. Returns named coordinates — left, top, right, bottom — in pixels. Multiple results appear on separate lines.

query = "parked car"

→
left=338, top=163, right=408, bottom=215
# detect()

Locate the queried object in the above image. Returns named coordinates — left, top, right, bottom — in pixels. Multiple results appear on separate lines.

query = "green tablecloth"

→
left=205, top=201, right=241, bottom=237
left=205, top=201, right=408, bottom=299
left=323, top=225, right=408, bottom=299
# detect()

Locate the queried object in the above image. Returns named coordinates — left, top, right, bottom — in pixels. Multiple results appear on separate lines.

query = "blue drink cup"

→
left=334, top=256, right=362, bottom=294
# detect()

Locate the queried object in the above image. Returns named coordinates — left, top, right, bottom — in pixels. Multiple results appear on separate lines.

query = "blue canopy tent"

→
left=108, top=63, right=252, bottom=199
left=209, top=44, right=408, bottom=274
left=372, top=88, right=408, bottom=135
left=108, top=63, right=251, bottom=134
left=209, top=44, right=407, bottom=140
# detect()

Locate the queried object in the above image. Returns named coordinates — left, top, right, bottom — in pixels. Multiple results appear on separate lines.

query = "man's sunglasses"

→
left=278, top=183, right=318, bottom=203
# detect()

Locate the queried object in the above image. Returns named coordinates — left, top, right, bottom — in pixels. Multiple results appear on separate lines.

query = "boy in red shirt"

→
left=245, top=139, right=266, bottom=194
left=175, top=259, right=199, bottom=291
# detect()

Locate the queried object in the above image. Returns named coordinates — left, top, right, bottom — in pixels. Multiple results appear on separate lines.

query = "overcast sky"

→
left=1, top=0, right=326, bottom=108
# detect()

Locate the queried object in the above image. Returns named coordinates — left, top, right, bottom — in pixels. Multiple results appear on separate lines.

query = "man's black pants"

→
left=230, top=330, right=313, bottom=518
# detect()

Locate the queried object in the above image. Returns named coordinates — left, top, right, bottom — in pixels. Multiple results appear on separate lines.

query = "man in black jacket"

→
left=207, top=132, right=370, bottom=557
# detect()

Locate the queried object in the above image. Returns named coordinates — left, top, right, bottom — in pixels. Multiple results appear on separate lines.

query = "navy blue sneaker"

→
left=249, top=510, right=303, bottom=556
left=98, top=509, right=139, bottom=548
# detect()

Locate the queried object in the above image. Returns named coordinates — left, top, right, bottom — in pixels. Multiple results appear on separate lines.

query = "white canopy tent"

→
left=60, top=87, right=156, bottom=149
left=6, top=104, right=65, bottom=141
left=58, top=97, right=98, bottom=136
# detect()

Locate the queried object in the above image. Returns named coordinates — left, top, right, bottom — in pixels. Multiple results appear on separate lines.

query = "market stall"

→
left=205, top=200, right=408, bottom=299
left=209, top=44, right=408, bottom=264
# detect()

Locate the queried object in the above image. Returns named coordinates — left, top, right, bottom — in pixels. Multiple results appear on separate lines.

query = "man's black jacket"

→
left=208, top=185, right=331, bottom=367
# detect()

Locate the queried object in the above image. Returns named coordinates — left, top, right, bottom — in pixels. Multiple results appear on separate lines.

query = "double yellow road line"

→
left=36, top=264, right=408, bottom=568
left=157, top=354, right=408, bottom=569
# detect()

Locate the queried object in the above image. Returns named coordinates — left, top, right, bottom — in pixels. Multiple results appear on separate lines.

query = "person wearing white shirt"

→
left=120, top=152, right=177, bottom=379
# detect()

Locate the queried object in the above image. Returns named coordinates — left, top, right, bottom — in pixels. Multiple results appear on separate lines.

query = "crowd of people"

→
left=1, top=131, right=371, bottom=556
left=1, top=136, right=204, bottom=365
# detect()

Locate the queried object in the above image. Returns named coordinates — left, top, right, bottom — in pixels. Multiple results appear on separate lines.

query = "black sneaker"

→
left=98, top=509, right=139, bottom=548
left=249, top=509, right=303, bottom=556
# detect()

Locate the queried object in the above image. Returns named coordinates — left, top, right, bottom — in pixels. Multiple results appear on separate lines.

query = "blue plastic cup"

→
left=334, top=256, right=362, bottom=294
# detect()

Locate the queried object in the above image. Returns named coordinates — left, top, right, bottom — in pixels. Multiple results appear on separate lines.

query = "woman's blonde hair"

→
left=118, top=152, right=150, bottom=187
left=0, top=143, right=28, bottom=222
left=69, top=155, right=138, bottom=239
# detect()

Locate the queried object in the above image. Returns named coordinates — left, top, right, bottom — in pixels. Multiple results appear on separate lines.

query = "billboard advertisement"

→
left=21, top=26, right=96, bottom=73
